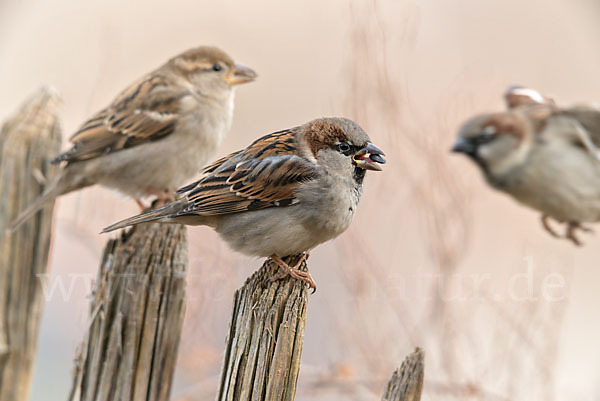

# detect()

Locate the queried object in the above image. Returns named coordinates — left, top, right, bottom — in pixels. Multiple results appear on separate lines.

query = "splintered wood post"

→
left=0, top=87, right=62, bottom=401
left=218, top=255, right=309, bottom=401
left=382, top=348, right=424, bottom=401
left=68, top=223, right=188, bottom=401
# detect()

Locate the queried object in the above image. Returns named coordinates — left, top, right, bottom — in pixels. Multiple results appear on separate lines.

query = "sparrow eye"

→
left=212, top=64, right=222, bottom=72
left=482, top=125, right=497, bottom=137
left=338, top=142, right=352, bottom=155
left=476, top=125, right=497, bottom=145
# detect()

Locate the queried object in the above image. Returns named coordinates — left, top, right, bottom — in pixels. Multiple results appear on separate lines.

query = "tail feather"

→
left=8, top=186, right=61, bottom=232
left=101, top=200, right=186, bottom=233
left=8, top=167, right=93, bottom=233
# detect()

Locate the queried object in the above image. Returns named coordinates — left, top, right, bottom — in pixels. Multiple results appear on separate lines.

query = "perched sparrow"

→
left=452, top=106, right=600, bottom=245
left=102, top=117, right=386, bottom=290
left=9, top=46, right=256, bottom=231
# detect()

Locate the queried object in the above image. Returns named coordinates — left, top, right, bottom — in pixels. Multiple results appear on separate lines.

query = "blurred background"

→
left=2, top=0, right=600, bottom=400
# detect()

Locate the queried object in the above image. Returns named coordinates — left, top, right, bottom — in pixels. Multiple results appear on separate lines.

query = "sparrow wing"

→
left=559, top=106, right=600, bottom=148
left=52, top=74, right=190, bottom=164
left=172, top=129, right=320, bottom=217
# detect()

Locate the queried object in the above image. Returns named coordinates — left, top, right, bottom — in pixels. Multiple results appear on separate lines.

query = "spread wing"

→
left=172, top=128, right=319, bottom=217
left=52, top=74, right=191, bottom=164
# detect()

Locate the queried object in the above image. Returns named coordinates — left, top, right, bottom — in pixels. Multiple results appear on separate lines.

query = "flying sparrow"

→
left=452, top=105, right=600, bottom=245
left=9, top=46, right=256, bottom=231
left=102, top=117, right=386, bottom=290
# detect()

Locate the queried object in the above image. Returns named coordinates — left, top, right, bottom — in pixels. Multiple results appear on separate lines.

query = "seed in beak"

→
left=369, top=154, right=386, bottom=164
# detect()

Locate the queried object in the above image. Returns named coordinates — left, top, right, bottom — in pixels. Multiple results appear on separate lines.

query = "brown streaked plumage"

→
left=177, top=131, right=318, bottom=216
left=8, top=46, right=256, bottom=231
left=102, top=117, right=386, bottom=291
left=53, top=74, right=182, bottom=164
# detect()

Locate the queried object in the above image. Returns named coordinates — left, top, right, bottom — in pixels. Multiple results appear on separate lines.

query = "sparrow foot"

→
left=565, top=222, right=594, bottom=246
left=269, top=253, right=316, bottom=293
left=541, top=215, right=561, bottom=238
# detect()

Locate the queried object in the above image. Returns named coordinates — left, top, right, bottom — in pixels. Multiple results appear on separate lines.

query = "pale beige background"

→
left=1, top=0, right=600, bottom=400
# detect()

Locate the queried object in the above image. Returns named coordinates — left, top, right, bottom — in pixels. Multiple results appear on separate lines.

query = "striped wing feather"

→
left=52, top=74, right=188, bottom=164
left=173, top=129, right=319, bottom=217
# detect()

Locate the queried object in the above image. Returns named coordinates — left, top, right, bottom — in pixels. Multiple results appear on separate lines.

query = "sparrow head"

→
left=302, top=117, right=386, bottom=182
left=169, top=46, right=257, bottom=95
left=452, top=111, right=534, bottom=180
left=504, top=85, right=555, bottom=109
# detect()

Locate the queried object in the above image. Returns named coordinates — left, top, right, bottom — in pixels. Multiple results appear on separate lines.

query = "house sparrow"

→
left=102, top=117, right=386, bottom=290
left=9, top=46, right=256, bottom=231
left=452, top=106, right=600, bottom=245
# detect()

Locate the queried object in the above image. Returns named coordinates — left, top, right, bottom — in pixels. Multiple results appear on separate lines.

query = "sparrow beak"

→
left=353, top=142, right=386, bottom=171
left=451, top=137, right=476, bottom=156
left=225, top=62, right=257, bottom=85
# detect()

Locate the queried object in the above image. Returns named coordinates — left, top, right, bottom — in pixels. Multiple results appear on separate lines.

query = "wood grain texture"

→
left=0, top=87, right=62, bottom=401
left=218, top=255, right=309, bottom=401
left=382, top=348, right=424, bottom=401
left=68, top=223, right=188, bottom=401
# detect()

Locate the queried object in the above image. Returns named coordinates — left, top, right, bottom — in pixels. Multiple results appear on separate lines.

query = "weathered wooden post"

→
left=218, top=255, right=309, bottom=401
left=68, top=223, right=188, bottom=401
left=0, top=87, right=62, bottom=401
left=382, top=348, right=424, bottom=401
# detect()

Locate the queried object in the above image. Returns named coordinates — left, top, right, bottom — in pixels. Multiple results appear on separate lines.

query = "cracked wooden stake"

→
left=68, top=223, right=188, bottom=401
left=217, top=254, right=309, bottom=401
left=0, top=87, right=62, bottom=401
left=382, top=348, right=424, bottom=401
